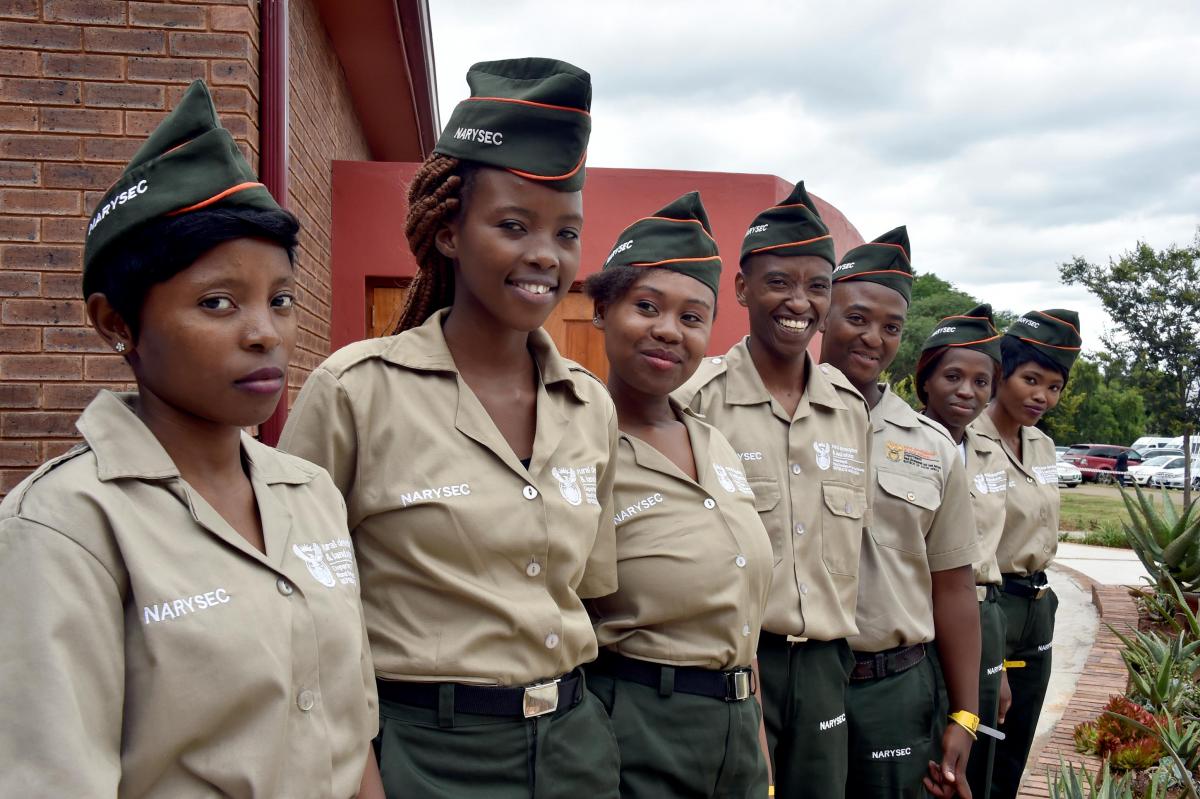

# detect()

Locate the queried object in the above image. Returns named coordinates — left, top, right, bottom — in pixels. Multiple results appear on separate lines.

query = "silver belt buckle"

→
left=1034, top=584, right=1050, bottom=600
left=727, top=670, right=752, bottom=702
left=976, top=586, right=988, bottom=602
left=522, top=679, right=561, bottom=718
left=785, top=635, right=809, bottom=644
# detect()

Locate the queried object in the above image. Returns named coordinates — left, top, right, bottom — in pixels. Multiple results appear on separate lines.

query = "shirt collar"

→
left=871, top=384, right=920, bottom=430
left=77, top=390, right=316, bottom=485
left=381, top=308, right=587, bottom=403
left=724, top=338, right=846, bottom=411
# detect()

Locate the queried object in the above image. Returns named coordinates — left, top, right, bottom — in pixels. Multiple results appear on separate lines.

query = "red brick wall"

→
left=285, top=0, right=368, bottom=403
left=0, top=1, right=261, bottom=493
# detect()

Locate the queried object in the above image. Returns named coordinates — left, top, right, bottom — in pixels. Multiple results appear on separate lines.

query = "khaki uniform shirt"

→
left=964, top=424, right=1009, bottom=586
left=0, top=391, right=376, bottom=799
left=279, top=309, right=618, bottom=686
left=971, top=411, right=1061, bottom=576
left=675, top=340, right=871, bottom=642
left=593, top=401, right=774, bottom=670
left=849, top=386, right=979, bottom=653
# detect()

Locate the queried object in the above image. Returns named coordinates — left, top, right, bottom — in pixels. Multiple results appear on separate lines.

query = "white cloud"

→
left=428, top=0, right=1200, bottom=355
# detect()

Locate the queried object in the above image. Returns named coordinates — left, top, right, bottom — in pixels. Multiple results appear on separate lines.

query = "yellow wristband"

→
left=948, top=710, right=979, bottom=740
left=768, top=787, right=775, bottom=797
left=1004, top=659, right=1026, bottom=670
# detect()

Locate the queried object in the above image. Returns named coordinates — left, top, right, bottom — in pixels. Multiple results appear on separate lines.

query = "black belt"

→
left=589, top=650, right=755, bottom=702
left=850, top=643, right=926, bottom=681
left=1002, top=572, right=1051, bottom=600
left=376, top=668, right=584, bottom=719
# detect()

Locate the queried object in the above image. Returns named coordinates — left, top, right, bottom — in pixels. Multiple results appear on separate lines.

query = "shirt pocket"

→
left=746, top=475, right=784, bottom=566
left=872, top=469, right=941, bottom=555
left=820, top=482, right=867, bottom=575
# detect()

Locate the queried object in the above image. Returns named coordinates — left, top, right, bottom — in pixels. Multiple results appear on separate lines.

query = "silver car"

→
left=1057, top=460, right=1082, bottom=488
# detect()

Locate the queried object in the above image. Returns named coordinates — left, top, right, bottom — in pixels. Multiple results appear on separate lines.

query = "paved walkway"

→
left=1055, top=541, right=1148, bottom=586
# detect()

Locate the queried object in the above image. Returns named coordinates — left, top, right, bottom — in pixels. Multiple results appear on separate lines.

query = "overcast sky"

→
left=427, top=1, right=1200, bottom=353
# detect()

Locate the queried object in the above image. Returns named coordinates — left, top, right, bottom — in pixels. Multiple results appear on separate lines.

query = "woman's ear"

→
left=86, top=293, right=134, bottom=355
left=433, top=220, right=459, bottom=261
left=592, top=301, right=607, bottom=329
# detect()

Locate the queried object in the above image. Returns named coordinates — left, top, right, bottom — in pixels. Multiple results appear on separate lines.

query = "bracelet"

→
left=1003, top=659, right=1026, bottom=670
left=948, top=710, right=980, bottom=740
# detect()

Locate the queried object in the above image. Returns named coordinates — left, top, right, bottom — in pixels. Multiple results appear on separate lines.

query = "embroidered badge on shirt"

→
left=814, top=441, right=864, bottom=475
left=974, top=470, right=1008, bottom=495
left=713, top=463, right=754, bottom=495
left=1033, top=464, right=1058, bottom=485
left=293, top=537, right=357, bottom=588
left=885, top=441, right=942, bottom=473
left=552, top=465, right=599, bottom=506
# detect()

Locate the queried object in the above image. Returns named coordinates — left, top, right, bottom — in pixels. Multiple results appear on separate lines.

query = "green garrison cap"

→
left=922, top=303, right=1002, bottom=364
left=83, top=80, right=279, bottom=288
left=434, top=57, right=592, bottom=192
left=1005, top=308, right=1083, bottom=373
left=602, top=191, right=722, bottom=297
left=832, top=225, right=914, bottom=303
left=740, top=181, right=836, bottom=267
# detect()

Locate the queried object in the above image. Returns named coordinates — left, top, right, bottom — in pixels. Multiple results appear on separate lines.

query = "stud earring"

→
left=114, top=341, right=126, bottom=353
left=592, top=317, right=601, bottom=327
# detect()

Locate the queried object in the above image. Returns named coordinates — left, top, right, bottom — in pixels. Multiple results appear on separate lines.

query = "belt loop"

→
left=658, top=666, right=675, bottom=698
left=437, top=683, right=455, bottom=728
left=874, top=653, right=886, bottom=679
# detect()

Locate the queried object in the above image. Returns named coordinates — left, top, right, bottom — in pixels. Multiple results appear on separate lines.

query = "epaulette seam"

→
left=7, top=444, right=91, bottom=514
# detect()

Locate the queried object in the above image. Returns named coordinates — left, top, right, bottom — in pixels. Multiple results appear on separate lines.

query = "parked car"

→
left=1128, top=455, right=1187, bottom=486
left=1137, top=447, right=1185, bottom=461
left=1055, top=445, right=1071, bottom=460
left=1062, top=444, right=1144, bottom=483
left=1132, top=436, right=1176, bottom=453
left=1057, top=460, right=1082, bottom=488
left=1152, top=459, right=1200, bottom=490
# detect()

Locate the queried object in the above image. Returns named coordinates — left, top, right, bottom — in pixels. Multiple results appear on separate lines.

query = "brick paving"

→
left=1017, top=583, right=1137, bottom=798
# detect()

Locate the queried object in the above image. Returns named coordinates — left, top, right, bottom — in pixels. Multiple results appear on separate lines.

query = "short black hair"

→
left=85, top=206, right=300, bottom=339
left=1000, top=335, right=1069, bottom=384
left=584, top=265, right=718, bottom=316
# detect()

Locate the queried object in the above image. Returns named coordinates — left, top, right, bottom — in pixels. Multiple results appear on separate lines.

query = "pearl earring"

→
left=114, top=341, right=126, bottom=353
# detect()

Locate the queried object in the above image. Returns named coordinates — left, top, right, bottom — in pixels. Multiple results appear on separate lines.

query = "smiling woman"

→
left=0, top=80, right=381, bottom=798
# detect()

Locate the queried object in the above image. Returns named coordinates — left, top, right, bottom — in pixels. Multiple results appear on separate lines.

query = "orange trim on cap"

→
left=167, top=181, right=265, bottom=216
left=1017, top=336, right=1080, bottom=351
left=749, top=233, right=833, bottom=255
left=466, top=96, right=590, bottom=116
left=629, top=215, right=717, bottom=245
left=945, top=334, right=1002, bottom=347
left=764, top=202, right=813, bottom=213
left=1031, top=309, right=1081, bottom=337
left=506, top=152, right=586, bottom=183
left=631, top=255, right=722, bottom=268
left=864, top=241, right=911, bottom=264
left=834, top=268, right=914, bottom=281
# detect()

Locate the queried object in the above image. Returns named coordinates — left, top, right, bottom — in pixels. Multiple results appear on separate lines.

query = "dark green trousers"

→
left=585, top=670, right=768, bottom=798
left=989, top=586, right=1057, bottom=799
left=846, top=654, right=939, bottom=798
left=757, top=635, right=854, bottom=798
left=375, top=685, right=620, bottom=799
left=965, top=593, right=1007, bottom=799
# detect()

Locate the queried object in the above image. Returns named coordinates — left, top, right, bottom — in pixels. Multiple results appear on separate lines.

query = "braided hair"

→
left=391, top=154, right=478, bottom=334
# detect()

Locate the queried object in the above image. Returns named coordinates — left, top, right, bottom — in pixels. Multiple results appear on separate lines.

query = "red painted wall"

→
left=331, top=162, right=865, bottom=355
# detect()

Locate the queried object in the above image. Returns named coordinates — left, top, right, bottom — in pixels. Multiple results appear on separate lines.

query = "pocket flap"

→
left=821, top=482, right=866, bottom=519
left=747, top=476, right=781, bottom=513
left=876, top=470, right=941, bottom=511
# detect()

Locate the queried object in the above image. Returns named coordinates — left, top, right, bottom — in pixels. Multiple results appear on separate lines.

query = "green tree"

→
left=890, top=273, right=980, bottom=387
left=1060, top=228, right=1200, bottom=505
left=1043, top=357, right=1146, bottom=445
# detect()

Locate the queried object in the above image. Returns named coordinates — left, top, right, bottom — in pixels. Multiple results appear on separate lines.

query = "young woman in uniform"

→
left=278, top=58, right=621, bottom=798
left=818, top=228, right=982, bottom=799
left=915, top=304, right=1013, bottom=799
left=969, top=310, right=1081, bottom=799
left=583, top=192, right=773, bottom=798
left=0, top=81, right=381, bottom=798
left=675, top=182, right=871, bottom=799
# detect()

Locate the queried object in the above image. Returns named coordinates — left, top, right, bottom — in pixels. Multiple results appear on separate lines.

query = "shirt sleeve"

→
left=279, top=366, right=359, bottom=501
left=925, top=450, right=981, bottom=572
left=577, top=401, right=619, bottom=599
left=0, top=518, right=124, bottom=795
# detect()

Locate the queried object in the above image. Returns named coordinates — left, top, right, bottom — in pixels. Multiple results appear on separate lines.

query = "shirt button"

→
left=791, top=463, right=802, bottom=475
left=795, top=523, right=805, bottom=535
left=711, top=357, right=722, bottom=364
left=800, top=583, right=809, bottom=595
left=735, top=554, right=747, bottom=568
left=526, top=561, right=542, bottom=578
left=1043, top=545, right=1051, bottom=553
left=544, top=632, right=560, bottom=649
left=843, top=503, right=852, bottom=514
left=1026, top=476, right=1034, bottom=484
left=704, top=498, right=716, bottom=509
left=276, top=578, right=293, bottom=596
left=819, top=364, right=830, bottom=374
left=523, top=485, right=538, bottom=500
left=906, top=492, right=916, bottom=502
left=297, top=689, right=315, bottom=712
left=742, top=624, right=751, bottom=637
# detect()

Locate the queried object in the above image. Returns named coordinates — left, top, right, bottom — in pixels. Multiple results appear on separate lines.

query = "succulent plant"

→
left=1076, top=720, right=1102, bottom=755
left=1121, top=483, right=1200, bottom=592
left=1050, top=759, right=1135, bottom=799
left=1109, top=737, right=1165, bottom=771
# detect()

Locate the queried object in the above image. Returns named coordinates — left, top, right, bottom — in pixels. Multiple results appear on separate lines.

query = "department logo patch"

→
left=886, top=441, right=904, bottom=462
left=974, top=473, right=989, bottom=494
left=293, top=543, right=337, bottom=588
left=552, top=466, right=583, bottom=506
left=713, top=463, right=737, bottom=493
left=813, top=441, right=832, bottom=471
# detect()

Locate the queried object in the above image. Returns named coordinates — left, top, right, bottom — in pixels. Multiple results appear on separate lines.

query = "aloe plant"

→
left=1051, top=759, right=1135, bottom=798
left=1121, top=483, right=1200, bottom=592
left=1105, top=710, right=1200, bottom=799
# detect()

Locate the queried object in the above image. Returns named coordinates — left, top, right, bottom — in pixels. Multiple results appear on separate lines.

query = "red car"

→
left=1062, top=444, right=1143, bottom=483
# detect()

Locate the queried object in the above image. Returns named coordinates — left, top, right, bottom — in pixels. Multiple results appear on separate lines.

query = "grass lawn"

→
left=1058, top=485, right=1189, bottom=548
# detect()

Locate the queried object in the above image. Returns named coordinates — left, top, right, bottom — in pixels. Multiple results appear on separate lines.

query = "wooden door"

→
left=366, top=282, right=608, bottom=380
